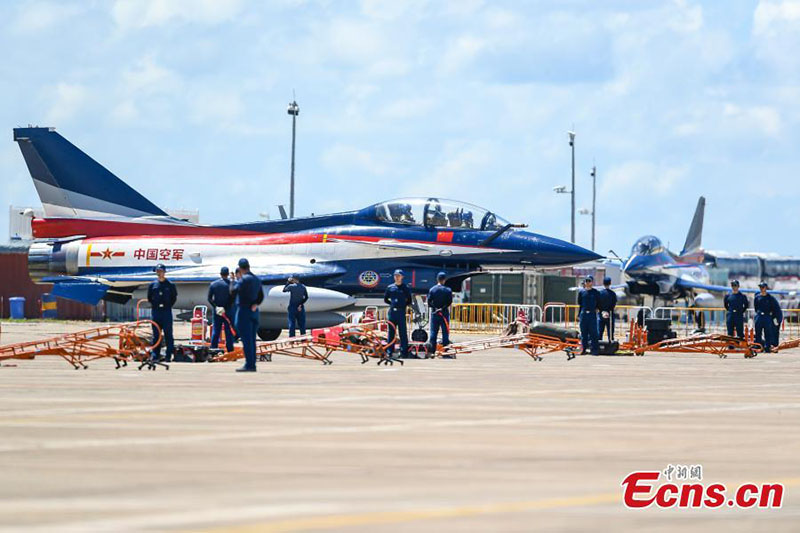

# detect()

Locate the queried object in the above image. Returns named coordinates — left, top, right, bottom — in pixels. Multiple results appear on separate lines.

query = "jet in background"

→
left=611, top=197, right=791, bottom=307
left=14, top=127, right=601, bottom=339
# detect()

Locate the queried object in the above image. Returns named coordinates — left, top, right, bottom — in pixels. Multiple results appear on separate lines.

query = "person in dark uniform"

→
left=233, top=258, right=264, bottom=372
left=723, top=280, right=748, bottom=339
left=577, top=275, right=600, bottom=355
left=208, top=266, right=235, bottom=352
left=231, top=267, right=242, bottom=342
left=384, top=269, right=412, bottom=359
left=426, top=271, right=453, bottom=353
left=597, top=276, right=618, bottom=341
left=754, top=281, right=782, bottom=353
left=283, top=276, right=309, bottom=337
left=147, top=263, right=177, bottom=362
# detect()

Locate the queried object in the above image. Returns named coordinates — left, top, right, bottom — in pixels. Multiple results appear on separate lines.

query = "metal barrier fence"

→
left=366, top=302, right=800, bottom=340
left=449, top=304, right=542, bottom=333
left=654, top=306, right=800, bottom=339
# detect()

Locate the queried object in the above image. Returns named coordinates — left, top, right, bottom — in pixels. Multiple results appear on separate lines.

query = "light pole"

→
left=554, top=130, right=577, bottom=243
left=287, top=99, right=300, bottom=218
left=568, top=131, right=576, bottom=243
left=579, top=165, right=597, bottom=251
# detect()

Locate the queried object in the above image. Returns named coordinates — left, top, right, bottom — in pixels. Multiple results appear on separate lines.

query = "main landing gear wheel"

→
left=257, top=328, right=281, bottom=341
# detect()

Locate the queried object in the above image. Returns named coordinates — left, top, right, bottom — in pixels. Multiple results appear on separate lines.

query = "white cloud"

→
left=43, top=82, right=89, bottom=124
left=111, top=0, right=244, bottom=30
left=601, top=161, right=688, bottom=198
left=379, top=97, right=436, bottom=120
left=753, top=0, right=800, bottom=36
left=752, top=0, right=800, bottom=77
left=722, top=103, right=782, bottom=137
left=11, top=1, right=81, bottom=33
left=187, top=87, right=245, bottom=127
left=110, top=55, right=183, bottom=125
left=321, top=144, right=391, bottom=176
left=439, top=35, right=485, bottom=74
left=411, top=139, right=496, bottom=196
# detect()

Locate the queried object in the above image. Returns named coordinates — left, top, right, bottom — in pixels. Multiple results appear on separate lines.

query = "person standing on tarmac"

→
left=426, top=272, right=453, bottom=354
left=577, top=275, right=600, bottom=355
left=233, top=258, right=264, bottom=372
left=283, top=276, right=309, bottom=337
left=597, top=276, right=618, bottom=341
left=147, top=263, right=177, bottom=362
left=384, top=269, right=412, bottom=359
left=208, top=266, right=235, bottom=352
left=754, top=281, right=782, bottom=353
left=723, top=280, right=748, bottom=339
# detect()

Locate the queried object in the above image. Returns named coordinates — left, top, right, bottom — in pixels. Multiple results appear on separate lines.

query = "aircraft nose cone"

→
left=520, top=232, right=603, bottom=266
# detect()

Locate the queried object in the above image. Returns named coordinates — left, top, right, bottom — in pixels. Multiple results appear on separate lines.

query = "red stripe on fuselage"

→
left=34, top=218, right=511, bottom=250
left=77, top=232, right=502, bottom=250
left=32, top=218, right=257, bottom=239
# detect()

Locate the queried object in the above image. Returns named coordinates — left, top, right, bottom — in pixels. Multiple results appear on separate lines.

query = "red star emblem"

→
left=101, top=248, right=113, bottom=260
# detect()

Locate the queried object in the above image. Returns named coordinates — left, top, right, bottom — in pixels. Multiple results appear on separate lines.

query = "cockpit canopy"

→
left=369, top=198, right=509, bottom=231
left=631, top=235, right=665, bottom=256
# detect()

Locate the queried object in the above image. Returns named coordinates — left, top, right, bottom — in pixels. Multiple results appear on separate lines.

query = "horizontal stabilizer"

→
left=49, top=278, right=109, bottom=305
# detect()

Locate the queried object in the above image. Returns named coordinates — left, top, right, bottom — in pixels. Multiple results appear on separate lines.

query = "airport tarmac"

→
left=0, top=321, right=799, bottom=532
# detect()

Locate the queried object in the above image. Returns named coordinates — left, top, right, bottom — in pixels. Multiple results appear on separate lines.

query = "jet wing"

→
left=44, top=261, right=346, bottom=305
left=674, top=278, right=795, bottom=296
left=93, top=261, right=346, bottom=284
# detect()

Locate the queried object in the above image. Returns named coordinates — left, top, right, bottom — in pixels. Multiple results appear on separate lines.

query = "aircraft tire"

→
left=529, top=322, right=580, bottom=341
left=257, top=328, right=282, bottom=341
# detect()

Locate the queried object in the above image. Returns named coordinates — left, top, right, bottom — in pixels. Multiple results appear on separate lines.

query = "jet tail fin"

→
left=680, top=196, right=705, bottom=256
left=13, top=127, right=167, bottom=218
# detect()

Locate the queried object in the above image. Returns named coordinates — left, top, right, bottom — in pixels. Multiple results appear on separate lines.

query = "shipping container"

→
left=0, top=243, right=93, bottom=319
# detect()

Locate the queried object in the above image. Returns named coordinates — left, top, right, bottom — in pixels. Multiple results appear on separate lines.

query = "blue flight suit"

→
left=754, top=292, right=782, bottom=352
left=147, top=278, right=177, bottom=361
left=235, top=272, right=264, bottom=370
left=230, top=278, right=241, bottom=341
left=597, top=287, right=618, bottom=341
left=723, top=291, right=748, bottom=339
left=283, top=282, right=309, bottom=337
left=427, top=283, right=453, bottom=350
left=578, top=288, right=600, bottom=355
left=208, top=277, right=234, bottom=352
left=384, top=283, right=412, bottom=358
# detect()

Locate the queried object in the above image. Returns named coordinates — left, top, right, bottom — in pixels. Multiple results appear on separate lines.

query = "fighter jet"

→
left=14, top=126, right=601, bottom=339
left=613, top=197, right=791, bottom=306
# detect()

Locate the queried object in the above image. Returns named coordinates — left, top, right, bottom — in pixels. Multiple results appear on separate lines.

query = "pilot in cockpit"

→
left=427, top=202, right=447, bottom=226
left=387, top=202, right=415, bottom=224
left=447, top=208, right=463, bottom=227
left=462, top=210, right=474, bottom=228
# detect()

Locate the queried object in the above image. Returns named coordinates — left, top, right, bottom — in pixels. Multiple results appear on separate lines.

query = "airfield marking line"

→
left=2, top=381, right=798, bottom=419
left=201, top=494, right=621, bottom=533
left=1, top=402, right=799, bottom=453
left=201, top=477, right=800, bottom=533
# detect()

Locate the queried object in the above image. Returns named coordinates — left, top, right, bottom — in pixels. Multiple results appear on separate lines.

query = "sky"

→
left=1, top=0, right=799, bottom=256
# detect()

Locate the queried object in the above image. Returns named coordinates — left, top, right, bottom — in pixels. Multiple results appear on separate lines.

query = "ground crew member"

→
left=283, top=276, right=309, bottom=337
left=754, top=281, right=782, bottom=353
left=384, top=269, right=412, bottom=359
left=577, top=275, right=600, bottom=355
left=597, top=276, right=618, bottom=341
left=147, top=263, right=177, bottom=362
left=231, top=267, right=242, bottom=342
left=233, top=258, right=264, bottom=372
left=427, top=272, right=453, bottom=353
left=723, top=280, right=748, bottom=339
left=208, top=266, right=235, bottom=352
